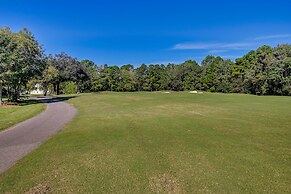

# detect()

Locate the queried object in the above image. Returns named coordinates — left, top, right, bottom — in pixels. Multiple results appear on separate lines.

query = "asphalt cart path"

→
left=0, top=98, right=77, bottom=173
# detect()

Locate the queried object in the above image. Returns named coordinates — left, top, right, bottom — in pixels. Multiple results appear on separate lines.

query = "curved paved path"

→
left=0, top=98, right=77, bottom=173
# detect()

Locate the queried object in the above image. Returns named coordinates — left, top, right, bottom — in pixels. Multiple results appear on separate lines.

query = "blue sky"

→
left=1, top=0, right=291, bottom=66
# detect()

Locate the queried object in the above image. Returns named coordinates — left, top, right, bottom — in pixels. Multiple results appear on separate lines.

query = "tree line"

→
left=1, top=27, right=291, bottom=104
left=80, top=46, right=291, bottom=96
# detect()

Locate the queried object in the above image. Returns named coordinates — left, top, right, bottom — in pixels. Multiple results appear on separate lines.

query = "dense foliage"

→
left=80, top=45, right=291, bottom=96
left=0, top=27, right=44, bottom=102
left=1, top=27, right=291, bottom=103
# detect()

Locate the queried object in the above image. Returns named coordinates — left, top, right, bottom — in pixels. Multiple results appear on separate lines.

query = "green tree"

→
left=80, top=60, right=98, bottom=92
left=135, top=64, right=148, bottom=91
left=119, top=64, right=136, bottom=91
left=0, top=27, right=44, bottom=102
left=42, top=65, right=60, bottom=95
left=270, top=44, right=291, bottom=95
left=242, top=46, right=273, bottom=95
left=49, top=53, right=89, bottom=94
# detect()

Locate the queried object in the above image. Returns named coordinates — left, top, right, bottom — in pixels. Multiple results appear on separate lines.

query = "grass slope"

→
left=0, top=100, right=45, bottom=132
left=0, top=92, right=290, bottom=193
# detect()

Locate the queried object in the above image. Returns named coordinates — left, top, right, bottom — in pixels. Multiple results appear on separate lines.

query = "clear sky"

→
left=1, top=0, right=291, bottom=66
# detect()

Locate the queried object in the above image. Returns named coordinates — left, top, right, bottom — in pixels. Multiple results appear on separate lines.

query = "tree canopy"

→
left=0, top=27, right=44, bottom=102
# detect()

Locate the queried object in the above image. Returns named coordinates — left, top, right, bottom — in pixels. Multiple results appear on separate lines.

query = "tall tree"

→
left=49, top=52, right=89, bottom=94
left=0, top=27, right=44, bottom=102
left=119, top=64, right=136, bottom=91
left=80, top=60, right=98, bottom=92
left=135, top=64, right=148, bottom=91
left=270, top=44, right=291, bottom=95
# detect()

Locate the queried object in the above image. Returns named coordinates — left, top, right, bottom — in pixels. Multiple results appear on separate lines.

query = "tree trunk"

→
left=43, top=83, right=48, bottom=96
left=53, top=83, right=56, bottom=94
left=17, top=84, right=21, bottom=100
left=12, top=83, right=19, bottom=102
left=7, top=84, right=10, bottom=102
left=0, top=80, right=2, bottom=106
left=56, top=82, right=60, bottom=95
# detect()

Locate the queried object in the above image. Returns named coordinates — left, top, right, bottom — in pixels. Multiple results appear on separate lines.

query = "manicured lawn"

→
left=0, top=92, right=290, bottom=193
left=0, top=100, right=46, bottom=132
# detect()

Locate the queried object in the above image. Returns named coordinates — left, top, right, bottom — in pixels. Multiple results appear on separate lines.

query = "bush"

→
left=62, top=82, right=77, bottom=94
left=209, top=86, right=216, bottom=92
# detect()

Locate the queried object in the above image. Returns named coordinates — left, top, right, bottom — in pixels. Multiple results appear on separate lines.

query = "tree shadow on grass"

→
left=17, top=96, right=78, bottom=106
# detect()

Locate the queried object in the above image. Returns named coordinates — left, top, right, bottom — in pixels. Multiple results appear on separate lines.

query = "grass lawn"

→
left=0, top=99, right=46, bottom=132
left=0, top=92, right=290, bottom=193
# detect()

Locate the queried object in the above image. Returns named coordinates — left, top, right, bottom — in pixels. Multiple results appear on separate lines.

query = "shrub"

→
left=209, top=86, right=216, bottom=92
left=62, top=82, right=77, bottom=94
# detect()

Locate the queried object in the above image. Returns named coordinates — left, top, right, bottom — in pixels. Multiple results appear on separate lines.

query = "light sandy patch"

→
left=151, top=104, right=225, bottom=117
left=25, top=184, right=50, bottom=194
left=150, top=173, right=182, bottom=194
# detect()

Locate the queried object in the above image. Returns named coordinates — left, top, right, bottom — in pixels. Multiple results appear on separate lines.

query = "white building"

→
left=30, top=83, right=44, bottom=95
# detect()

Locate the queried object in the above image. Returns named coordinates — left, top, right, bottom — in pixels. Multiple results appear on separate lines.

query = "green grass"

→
left=0, top=100, right=46, bottom=132
left=0, top=92, right=291, bottom=193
